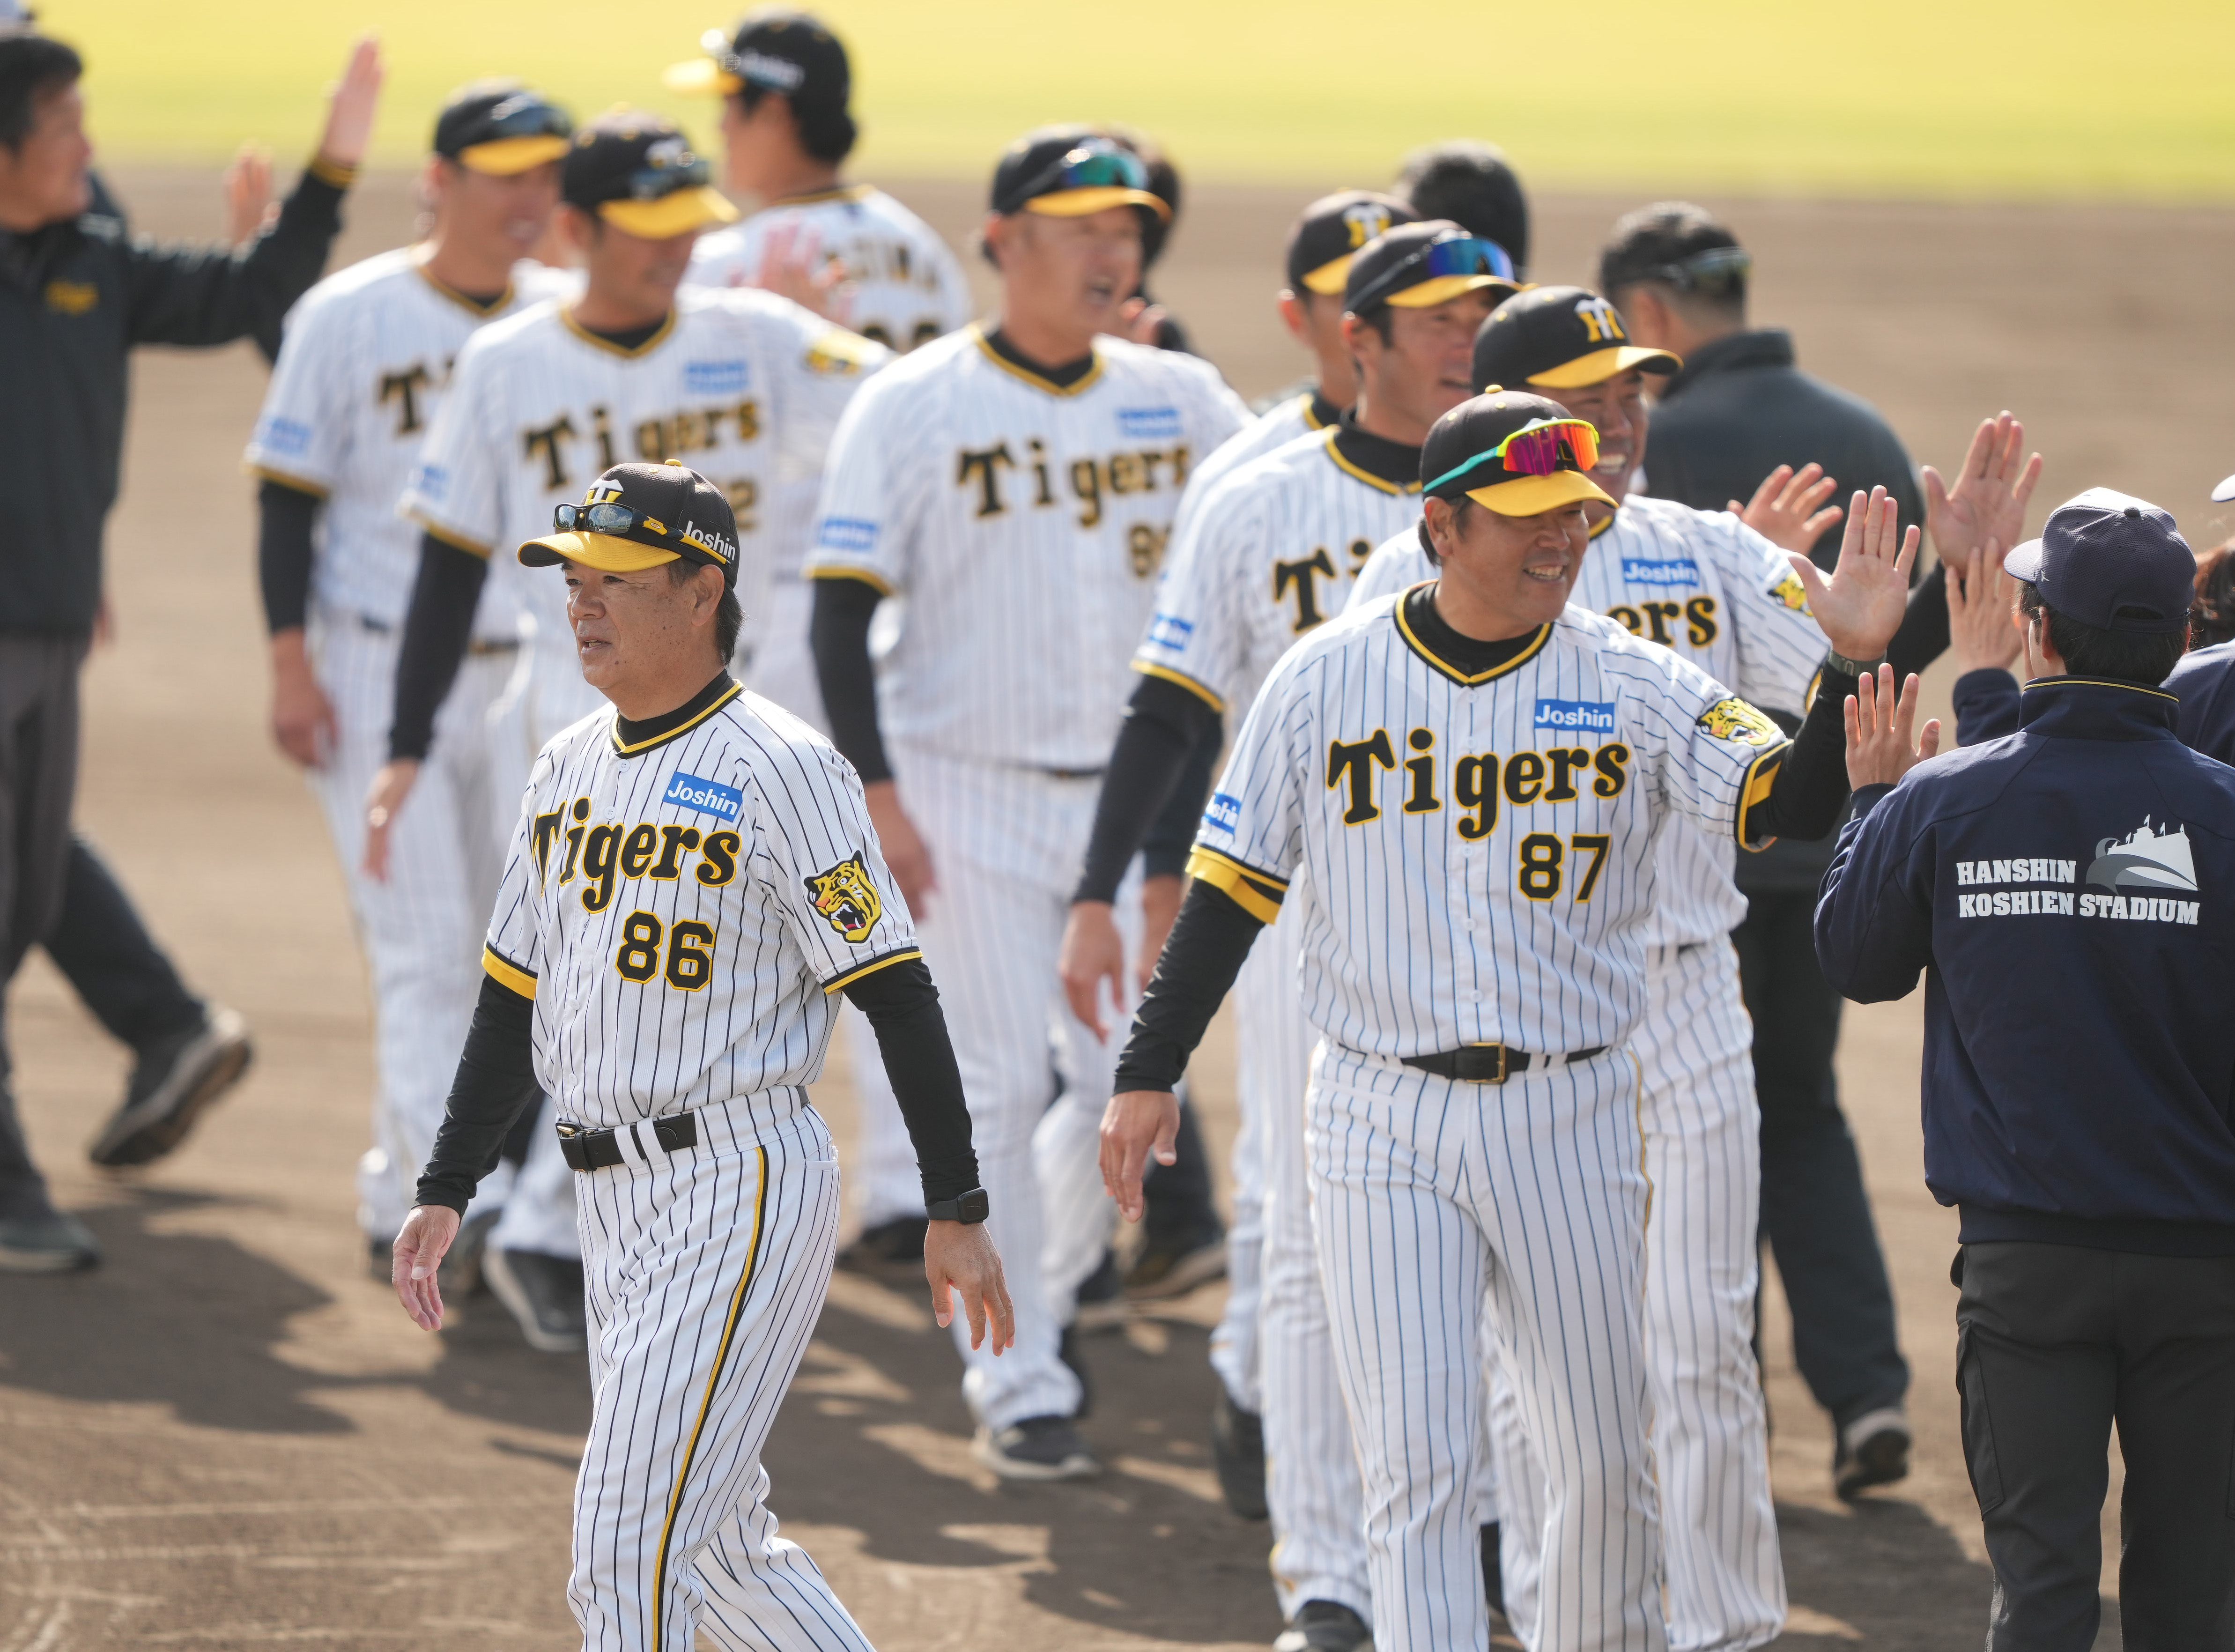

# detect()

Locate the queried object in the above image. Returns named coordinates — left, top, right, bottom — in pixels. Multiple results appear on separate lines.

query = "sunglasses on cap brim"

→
left=1350, top=235, right=1517, bottom=313
left=554, top=499, right=728, bottom=562
left=454, top=96, right=571, bottom=173
left=1645, top=245, right=1751, bottom=294
left=663, top=31, right=744, bottom=95
left=1016, top=140, right=1172, bottom=222
left=1427, top=418, right=1603, bottom=490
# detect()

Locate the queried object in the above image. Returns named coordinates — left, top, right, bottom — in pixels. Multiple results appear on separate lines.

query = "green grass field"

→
left=37, top=0, right=2235, bottom=198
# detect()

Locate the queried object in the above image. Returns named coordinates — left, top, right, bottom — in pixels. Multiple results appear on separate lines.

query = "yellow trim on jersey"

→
left=245, top=461, right=330, bottom=499
left=1392, top=600, right=1552, bottom=687
left=609, top=679, right=746, bottom=756
left=1299, top=393, right=1330, bottom=432
left=971, top=325, right=1104, bottom=399
left=560, top=304, right=679, bottom=360
left=822, top=946, right=924, bottom=995
left=773, top=182, right=872, bottom=207
left=1733, top=741, right=1792, bottom=852
left=1185, top=846, right=1288, bottom=925
left=482, top=945, right=537, bottom=1000
left=651, top=1143, right=769, bottom=1652
left=1131, top=659, right=1226, bottom=713
left=1587, top=509, right=1618, bottom=540
left=412, top=513, right=496, bottom=559
left=803, top=564, right=895, bottom=597
left=413, top=252, right=513, bottom=318
left=1322, top=430, right=1421, bottom=497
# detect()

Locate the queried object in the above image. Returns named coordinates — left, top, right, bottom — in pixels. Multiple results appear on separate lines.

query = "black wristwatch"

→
left=1823, top=648, right=1886, bottom=678
left=926, top=1187, right=990, bottom=1224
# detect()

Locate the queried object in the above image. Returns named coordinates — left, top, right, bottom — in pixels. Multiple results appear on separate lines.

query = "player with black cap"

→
left=1820, top=489, right=2235, bottom=1648
left=392, top=456, right=1011, bottom=1652
left=1099, top=387, right=1907, bottom=1652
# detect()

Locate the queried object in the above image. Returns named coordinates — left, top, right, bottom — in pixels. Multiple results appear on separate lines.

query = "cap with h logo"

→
left=522, top=460, right=741, bottom=587
left=1285, top=190, right=1419, bottom=297
left=2003, top=488, right=2195, bottom=633
left=1472, top=284, right=1680, bottom=393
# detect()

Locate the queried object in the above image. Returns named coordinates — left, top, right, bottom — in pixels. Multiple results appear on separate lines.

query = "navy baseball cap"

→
left=1421, top=390, right=1615, bottom=518
left=432, top=83, right=572, bottom=175
left=2003, top=488, right=2195, bottom=633
left=1285, top=190, right=1418, bottom=296
left=522, top=461, right=740, bottom=587
left=666, top=8, right=849, bottom=107
left=989, top=127, right=1170, bottom=222
left=562, top=110, right=739, bottom=238
left=1473, top=285, right=1681, bottom=392
left=1343, top=220, right=1518, bottom=316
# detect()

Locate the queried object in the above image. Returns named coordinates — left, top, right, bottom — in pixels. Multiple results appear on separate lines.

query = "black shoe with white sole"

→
left=1834, top=1407, right=1911, bottom=1500
left=971, top=1414, right=1100, bottom=1481
left=0, top=1210, right=100, bottom=1273
left=1211, top=1385, right=1267, bottom=1520
left=484, top=1247, right=588, bottom=1353
left=1272, top=1599, right=1371, bottom=1652
left=88, top=1006, right=253, bottom=1169
left=1123, top=1224, right=1227, bottom=1300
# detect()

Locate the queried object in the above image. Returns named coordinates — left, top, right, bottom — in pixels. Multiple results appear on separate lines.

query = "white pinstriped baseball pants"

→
left=569, top=1095, right=873, bottom=1652
left=1491, top=941, right=1782, bottom=1652
left=1312, top=1043, right=1665, bottom=1652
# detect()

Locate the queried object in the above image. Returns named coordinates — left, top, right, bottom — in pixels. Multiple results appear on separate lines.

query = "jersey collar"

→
left=562, top=305, right=679, bottom=360
left=1302, top=388, right=1344, bottom=431
left=972, top=323, right=1103, bottom=398
left=771, top=182, right=871, bottom=207
left=611, top=673, right=745, bottom=756
left=413, top=249, right=512, bottom=318
left=1392, top=586, right=1552, bottom=686
left=1325, top=415, right=1423, bottom=496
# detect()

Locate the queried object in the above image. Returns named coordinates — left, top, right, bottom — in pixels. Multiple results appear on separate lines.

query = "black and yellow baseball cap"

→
left=664, top=8, right=849, bottom=105
left=433, top=83, right=572, bottom=176
left=1285, top=190, right=1419, bottom=297
left=1421, top=390, right=1617, bottom=518
left=1343, top=220, right=1520, bottom=316
left=989, top=127, right=1171, bottom=222
left=522, top=461, right=740, bottom=586
left=1473, top=284, right=1680, bottom=392
left=562, top=110, right=740, bottom=239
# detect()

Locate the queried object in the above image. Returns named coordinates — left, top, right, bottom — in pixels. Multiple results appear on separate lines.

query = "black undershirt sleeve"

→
left=1885, top=562, right=1950, bottom=682
left=1073, top=674, right=1222, bottom=903
left=414, top=975, right=541, bottom=1214
left=1112, top=881, right=1265, bottom=1095
left=1740, top=661, right=1864, bottom=845
left=809, top=578, right=893, bottom=785
left=389, top=534, right=489, bottom=762
left=257, top=478, right=321, bottom=636
left=1142, top=712, right=1222, bottom=881
left=842, top=958, right=980, bottom=1204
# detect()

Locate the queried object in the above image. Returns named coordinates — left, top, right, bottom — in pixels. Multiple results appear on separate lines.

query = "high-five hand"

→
left=1788, top=486, right=1918, bottom=662
left=1844, top=663, right=1941, bottom=791
left=1923, top=411, right=2042, bottom=578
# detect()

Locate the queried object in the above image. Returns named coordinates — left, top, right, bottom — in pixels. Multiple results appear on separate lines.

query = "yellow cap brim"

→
left=1299, top=253, right=1351, bottom=295
left=458, top=134, right=570, bottom=176
left=1387, top=273, right=1524, bottom=309
left=518, top=531, right=679, bottom=571
left=598, top=186, right=741, bottom=239
left=663, top=57, right=742, bottom=95
left=1526, top=344, right=1682, bottom=387
left=1464, top=471, right=1618, bottom=517
left=1024, top=185, right=1173, bottom=223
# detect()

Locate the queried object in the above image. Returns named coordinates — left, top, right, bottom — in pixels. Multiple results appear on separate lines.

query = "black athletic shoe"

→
left=0, top=1210, right=100, bottom=1273
left=1211, top=1385, right=1267, bottom=1519
left=1272, top=1599, right=1371, bottom=1652
left=1124, top=1224, right=1227, bottom=1300
left=88, top=1007, right=253, bottom=1169
left=836, top=1216, right=928, bottom=1277
left=1057, top=1321, right=1095, bottom=1419
left=971, top=1414, right=1101, bottom=1481
left=365, top=1236, right=394, bottom=1282
left=1482, top=1520, right=1505, bottom=1618
left=1073, top=1247, right=1127, bottom=1332
left=1834, top=1407, right=1911, bottom=1501
left=484, top=1247, right=589, bottom=1354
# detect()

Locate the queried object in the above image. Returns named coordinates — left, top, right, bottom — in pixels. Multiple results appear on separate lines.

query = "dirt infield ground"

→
left=4, top=168, right=2231, bottom=1651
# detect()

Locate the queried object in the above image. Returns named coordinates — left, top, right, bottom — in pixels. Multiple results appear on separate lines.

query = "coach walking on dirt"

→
left=1820, top=490, right=2235, bottom=1647
left=0, top=30, right=379, bottom=1268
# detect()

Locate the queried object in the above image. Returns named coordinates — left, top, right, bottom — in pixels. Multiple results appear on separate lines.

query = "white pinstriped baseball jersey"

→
left=482, top=682, right=919, bottom=1130
left=244, top=249, right=575, bottom=633
left=1193, top=597, right=1791, bottom=1056
left=805, top=324, right=1248, bottom=768
left=1134, top=426, right=1422, bottom=719
left=1350, top=495, right=1827, bottom=946
left=400, top=288, right=890, bottom=678
left=687, top=184, right=973, bottom=355
left=1168, top=388, right=1337, bottom=542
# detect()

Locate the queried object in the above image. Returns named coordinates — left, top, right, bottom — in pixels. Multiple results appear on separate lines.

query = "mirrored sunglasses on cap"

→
left=474, top=93, right=570, bottom=143
left=1645, top=245, right=1750, bottom=294
left=1014, top=138, right=1171, bottom=220
left=1349, top=234, right=1517, bottom=312
left=1428, top=418, right=1601, bottom=489
left=625, top=148, right=714, bottom=200
left=550, top=499, right=726, bottom=563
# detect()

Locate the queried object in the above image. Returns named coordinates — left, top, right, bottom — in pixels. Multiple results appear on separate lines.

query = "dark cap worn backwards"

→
left=1285, top=190, right=1419, bottom=297
left=522, top=461, right=741, bottom=587
left=664, top=8, right=850, bottom=105
left=989, top=126, right=1170, bottom=222
left=2003, top=488, right=2195, bottom=634
left=562, top=109, right=740, bottom=238
left=1421, top=391, right=1617, bottom=518
left=432, top=83, right=572, bottom=175
left=1342, top=220, right=1519, bottom=317
left=1472, top=284, right=1681, bottom=393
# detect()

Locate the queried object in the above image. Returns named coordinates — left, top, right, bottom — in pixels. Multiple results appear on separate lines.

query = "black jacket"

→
left=1646, top=326, right=1933, bottom=893
left=0, top=162, right=349, bottom=634
left=1816, top=680, right=2235, bottom=1254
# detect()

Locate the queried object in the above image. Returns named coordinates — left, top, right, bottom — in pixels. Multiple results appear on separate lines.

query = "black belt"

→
left=557, top=1111, right=699, bottom=1171
left=1400, top=1044, right=1609, bottom=1084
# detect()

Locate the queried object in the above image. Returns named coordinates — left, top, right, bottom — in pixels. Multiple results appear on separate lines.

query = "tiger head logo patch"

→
left=805, top=852, right=881, bottom=942
left=1697, top=696, right=1781, bottom=747
left=1769, top=570, right=1811, bottom=614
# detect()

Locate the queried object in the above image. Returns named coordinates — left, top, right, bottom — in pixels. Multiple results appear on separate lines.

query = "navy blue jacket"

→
left=1954, top=643, right=2235, bottom=766
left=1817, top=678, right=2235, bottom=1253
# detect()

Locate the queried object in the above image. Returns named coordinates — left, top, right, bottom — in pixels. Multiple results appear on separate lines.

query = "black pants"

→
left=1733, top=887, right=1908, bottom=1428
left=47, top=833, right=204, bottom=1052
left=1956, top=1241, right=2235, bottom=1649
